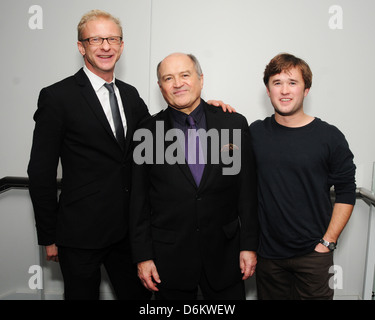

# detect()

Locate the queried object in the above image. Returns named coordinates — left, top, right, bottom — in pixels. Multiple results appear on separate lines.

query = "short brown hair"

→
left=263, top=53, right=312, bottom=89
left=77, top=9, right=123, bottom=41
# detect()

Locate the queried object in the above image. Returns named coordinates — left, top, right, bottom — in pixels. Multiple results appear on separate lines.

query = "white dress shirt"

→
left=83, top=65, right=127, bottom=138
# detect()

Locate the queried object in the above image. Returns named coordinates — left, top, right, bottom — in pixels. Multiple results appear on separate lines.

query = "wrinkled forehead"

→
left=159, top=54, right=195, bottom=75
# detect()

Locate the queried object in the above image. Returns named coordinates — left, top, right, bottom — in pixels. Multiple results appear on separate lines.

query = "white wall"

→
left=0, top=0, right=374, bottom=189
left=0, top=0, right=374, bottom=300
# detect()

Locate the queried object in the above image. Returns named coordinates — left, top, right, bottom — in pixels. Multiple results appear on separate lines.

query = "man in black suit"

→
left=28, top=10, right=232, bottom=300
left=27, top=9, right=152, bottom=300
left=130, top=53, right=259, bottom=300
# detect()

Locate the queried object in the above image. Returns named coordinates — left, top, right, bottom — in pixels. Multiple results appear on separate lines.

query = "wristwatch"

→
left=319, top=239, right=337, bottom=251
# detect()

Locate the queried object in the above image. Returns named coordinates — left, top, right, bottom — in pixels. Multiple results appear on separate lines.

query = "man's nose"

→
left=173, top=77, right=183, bottom=87
left=281, top=83, right=289, bottom=94
left=100, top=39, right=111, bottom=50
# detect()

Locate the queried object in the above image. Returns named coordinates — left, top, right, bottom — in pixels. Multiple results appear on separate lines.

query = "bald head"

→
left=157, top=52, right=204, bottom=114
left=157, top=53, right=203, bottom=82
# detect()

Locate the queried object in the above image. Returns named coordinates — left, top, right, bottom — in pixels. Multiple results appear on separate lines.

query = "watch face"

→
left=320, top=239, right=336, bottom=250
left=328, top=243, right=336, bottom=250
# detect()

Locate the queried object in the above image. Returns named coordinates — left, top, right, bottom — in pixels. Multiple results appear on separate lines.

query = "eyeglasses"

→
left=80, top=36, right=123, bottom=46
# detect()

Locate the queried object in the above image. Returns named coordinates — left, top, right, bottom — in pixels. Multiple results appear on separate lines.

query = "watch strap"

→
left=319, top=238, right=336, bottom=251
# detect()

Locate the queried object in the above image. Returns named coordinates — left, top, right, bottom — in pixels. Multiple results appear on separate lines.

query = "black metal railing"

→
left=0, top=176, right=61, bottom=195
left=1, top=175, right=374, bottom=205
left=0, top=176, right=30, bottom=194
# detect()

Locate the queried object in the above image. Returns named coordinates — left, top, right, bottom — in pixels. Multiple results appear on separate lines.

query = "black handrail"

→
left=0, top=176, right=61, bottom=195
left=0, top=176, right=30, bottom=194
left=0, top=176, right=374, bottom=206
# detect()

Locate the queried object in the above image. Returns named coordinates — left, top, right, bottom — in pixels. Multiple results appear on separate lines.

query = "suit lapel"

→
left=196, top=102, right=218, bottom=190
left=75, top=69, right=125, bottom=153
left=116, top=80, right=134, bottom=156
left=160, top=108, right=197, bottom=188
left=159, top=104, right=224, bottom=190
left=161, top=104, right=221, bottom=190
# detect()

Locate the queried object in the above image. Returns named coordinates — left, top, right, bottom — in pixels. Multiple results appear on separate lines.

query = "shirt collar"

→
left=169, top=101, right=204, bottom=127
left=83, top=65, right=115, bottom=92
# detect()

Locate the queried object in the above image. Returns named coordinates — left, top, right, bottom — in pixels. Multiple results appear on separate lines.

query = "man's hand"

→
left=314, top=242, right=331, bottom=253
left=240, top=250, right=257, bottom=280
left=45, top=244, right=59, bottom=262
left=137, top=260, right=161, bottom=292
left=207, top=100, right=236, bottom=113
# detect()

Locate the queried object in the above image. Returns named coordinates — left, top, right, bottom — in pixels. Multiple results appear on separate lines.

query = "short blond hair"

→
left=77, top=9, right=123, bottom=40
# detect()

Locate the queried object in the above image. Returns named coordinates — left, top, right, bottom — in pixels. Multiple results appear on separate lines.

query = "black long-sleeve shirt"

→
left=250, top=116, right=356, bottom=259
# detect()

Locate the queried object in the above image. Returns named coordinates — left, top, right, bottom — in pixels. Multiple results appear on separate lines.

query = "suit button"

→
left=196, top=228, right=200, bottom=232
left=195, top=195, right=201, bottom=200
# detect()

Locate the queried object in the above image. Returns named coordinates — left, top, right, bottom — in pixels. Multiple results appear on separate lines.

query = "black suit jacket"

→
left=130, top=101, right=259, bottom=291
left=28, top=68, right=150, bottom=249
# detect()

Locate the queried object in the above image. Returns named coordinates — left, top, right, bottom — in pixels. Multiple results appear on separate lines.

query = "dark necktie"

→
left=104, top=83, right=126, bottom=148
left=185, top=115, right=205, bottom=186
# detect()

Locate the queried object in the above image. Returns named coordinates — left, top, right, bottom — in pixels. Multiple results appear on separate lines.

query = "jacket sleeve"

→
left=129, top=122, right=155, bottom=263
left=238, top=116, right=259, bottom=251
left=27, top=87, right=64, bottom=245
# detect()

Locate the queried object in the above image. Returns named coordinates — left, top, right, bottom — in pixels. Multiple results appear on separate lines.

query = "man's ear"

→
left=119, top=40, right=124, bottom=56
left=266, top=85, right=271, bottom=97
left=77, top=41, right=85, bottom=57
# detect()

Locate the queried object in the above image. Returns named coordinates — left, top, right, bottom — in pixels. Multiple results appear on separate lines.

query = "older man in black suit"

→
left=130, top=53, right=259, bottom=300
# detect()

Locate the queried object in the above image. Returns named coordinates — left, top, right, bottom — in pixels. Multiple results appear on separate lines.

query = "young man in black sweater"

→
left=249, top=53, right=356, bottom=300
